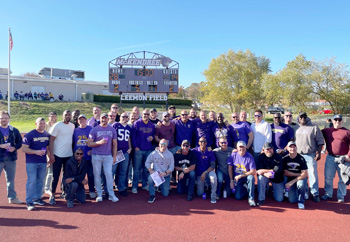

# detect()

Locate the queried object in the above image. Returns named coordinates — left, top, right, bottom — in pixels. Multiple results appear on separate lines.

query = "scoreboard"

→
left=108, top=52, right=179, bottom=93
left=109, top=68, right=178, bottom=93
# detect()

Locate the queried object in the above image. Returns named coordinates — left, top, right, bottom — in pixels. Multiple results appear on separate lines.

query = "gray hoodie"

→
left=145, top=147, right=174, bottom=173
left=295, top=118, right=324, bottom=154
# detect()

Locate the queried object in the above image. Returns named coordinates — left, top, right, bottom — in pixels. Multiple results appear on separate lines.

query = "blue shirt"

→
left=23, top=129, right=50, bottom=163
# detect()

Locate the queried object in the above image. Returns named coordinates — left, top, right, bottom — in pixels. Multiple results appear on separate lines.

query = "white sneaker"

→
left=96, top=197, right=103, bottom=202
left=45, top=190, right=52, bottom=196
left=298, top=203, right=305, bottom=209
left=109, top=195, right=119, bottom=202
left=9, top=198, right=23, bottom=204
left=131, top=188, right=138, bottom=194
left=27, top=204, right=36, bottom=211
left=284, top=192, right=289, bottom=198
left=89, top=192, right=97, bottom=199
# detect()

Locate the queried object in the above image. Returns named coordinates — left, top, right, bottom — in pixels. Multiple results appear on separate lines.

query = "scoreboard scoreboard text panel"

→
left=109, top=68, right=178, bottom=93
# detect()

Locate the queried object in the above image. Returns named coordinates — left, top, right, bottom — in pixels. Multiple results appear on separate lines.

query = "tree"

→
left=23, top=72, right=40, bottom=77
left=186, top=82, right=203, bottom=103
left=202, top=49, right=270, bottom=112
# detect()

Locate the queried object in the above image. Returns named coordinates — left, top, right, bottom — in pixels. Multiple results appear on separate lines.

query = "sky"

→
left=1, top=0, right=350, bottom=88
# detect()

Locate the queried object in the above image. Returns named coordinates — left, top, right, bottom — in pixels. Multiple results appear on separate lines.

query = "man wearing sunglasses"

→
left=155, top=112, right=176, bottom=154
left=251, top=110, right=272, bottom=163
left=229, top=112, right=253, bottom=151
left=63, top=148, right=88, bottom=208
left=192, top=137, right=217, bottom=204
left=173, top=110, right=194, bottom=151
left=295, top=112, right=324, bottom=203
left=213, top=137, right=233, bottom=199
left=322, top=114, right=350, bottom=203
left=131, top=109, right=155, bottom=193
left=174, top=140, right=196, bottom=201
left=193, top=111, right=216, bottom=151
left=145, top=139, right=174, bottom=203
left=284, top=112, right=299, bottom=138
left=110, top=103, right=120, bottom=122
left=271, top=113, right=294, bottom=155
left=212, top=113, right=236, bottom=148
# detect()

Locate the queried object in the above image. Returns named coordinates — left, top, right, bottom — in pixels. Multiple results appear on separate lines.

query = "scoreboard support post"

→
left=119, top=92, right=122, bottom=108
left=166, top=93, right=169, bottom=110
left=143, top=93, right=146, bottom=109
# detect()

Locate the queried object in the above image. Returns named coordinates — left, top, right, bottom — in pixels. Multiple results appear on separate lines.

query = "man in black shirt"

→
left=174, top=140, right=196, bottom=201
left=283, top=141, right=308, bottom=209
left=256, top=142, right=284, bottom=206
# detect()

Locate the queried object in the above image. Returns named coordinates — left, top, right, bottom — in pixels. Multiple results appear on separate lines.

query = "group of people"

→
left=0, top=104, right=349, bottom=211
left=9, top=91, right=64, bottom=101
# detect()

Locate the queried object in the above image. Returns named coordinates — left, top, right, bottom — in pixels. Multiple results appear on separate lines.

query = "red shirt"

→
left=322, top=127, right=350, bottom=157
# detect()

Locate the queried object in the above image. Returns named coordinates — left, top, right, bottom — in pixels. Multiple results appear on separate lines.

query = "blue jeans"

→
left=324, top=155, right=347, bottom=200
left=258, top=175, right=284, bottom=202
left=26, top=163, right=46, bottom=204
left=217, top=170, right=231, bottom=197
left=177, top=170, right=196, bottom=195
left=288, top=178, right=307, bottom=204
left=92, top=154, right=114, bottom=197
left=301, top=153, right=319, bottom=196
left=86, top=159, right=95, bottom=193
left=115, top=152, right=130, bottom=191
left=196, top=171, right=217, bottom=200
left=132, top=150, right=151, bottom=189
left=65, top=182, right=86, bottom=203
left=0, top=158, right=17, bottom=199
left=235, top=175, right=255, bottom=200
left=148, top=174, right=171, bottom=196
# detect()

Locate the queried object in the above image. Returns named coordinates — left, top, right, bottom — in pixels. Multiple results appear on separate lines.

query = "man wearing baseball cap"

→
left=155, top=112, right=177, bottom=154
left=149, top=108, right=160, bottom=125
left=322, top=114, right=350, bottom=203
left=168, top=105, right=178, bottom=120
left=283, top=141, right=308, bottom=209
left=227, top=140, right=256, bottom=206
left=174, top=140, right=197, bottom=201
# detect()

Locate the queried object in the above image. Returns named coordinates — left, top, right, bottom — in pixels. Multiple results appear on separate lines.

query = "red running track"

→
left=0, top=150, right=349, bottom=242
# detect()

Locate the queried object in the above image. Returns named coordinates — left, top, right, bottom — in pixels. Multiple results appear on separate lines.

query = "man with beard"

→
left=212, top=113, right=236, bottom=148
left=48, top=110, right=75, bottom=205
left=189, top=108, right=198, bottom=121
left=71, top=110, right=80, bottom=128
left=271, top=113, right=294, bottom=156
left=155, top=112, right=176, bottom=154
left=173, top=110, right=194, bottom=151
left=149, top=108, right=160, bottom=125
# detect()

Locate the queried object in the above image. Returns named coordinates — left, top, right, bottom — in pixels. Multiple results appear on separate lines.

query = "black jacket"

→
left=64, top=156, right=87, bottom=185
left=0, top=125, right=22, bottom=162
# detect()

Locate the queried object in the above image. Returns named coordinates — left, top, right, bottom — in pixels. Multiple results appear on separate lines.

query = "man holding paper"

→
left=145, top=139, right=174, bottom=203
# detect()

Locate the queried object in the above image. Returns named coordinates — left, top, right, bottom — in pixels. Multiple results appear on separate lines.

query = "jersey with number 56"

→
left=113, top=123, right=132, bottom=153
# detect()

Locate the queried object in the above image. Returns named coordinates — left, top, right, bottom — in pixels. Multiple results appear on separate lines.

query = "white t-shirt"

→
left=251, top=120, right=272, bottom=153
left=49, top=121, right=75, bottom=157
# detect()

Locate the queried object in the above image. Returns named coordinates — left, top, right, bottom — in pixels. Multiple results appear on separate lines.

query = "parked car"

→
left=319, top=109, right=334, bottom=114
left=267, top=106, right=284, bottom=114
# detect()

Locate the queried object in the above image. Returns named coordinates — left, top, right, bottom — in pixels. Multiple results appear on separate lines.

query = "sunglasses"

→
left=182, top=145, right=190, bottom=147
left=160, top=143, right=167, bottom=146
left=334, top=119, right=342, bottom=122
left=232, top=116, right=238, bottom=118
left=285, top=115, right=292, bottom=117
left=143, top=113, right=150, bottom=116
left=220, top=142, right=227, bottom=144
left=112, top=107, right=119, bottom=109
left=254, top=115, right=261, bottom=117
left=181, top=114, right=188, bottom=116
left=122, top=116, right=129, bottom=118
left=75, top=153, right=83, bottom=155
left=300, top=116, right=307, bottom=119
left=199, top=141, right=207, bottom=143
left=273, top=117, right=280, bottom=119
left=108, top=115, right=116, bottom=117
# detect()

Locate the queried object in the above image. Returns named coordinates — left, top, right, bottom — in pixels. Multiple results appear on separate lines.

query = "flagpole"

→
left=8, top=28, right=11, bottom=114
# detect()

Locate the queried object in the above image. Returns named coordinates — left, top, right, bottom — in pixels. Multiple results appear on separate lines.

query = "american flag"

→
left=9, top=30, right=13, bottom=51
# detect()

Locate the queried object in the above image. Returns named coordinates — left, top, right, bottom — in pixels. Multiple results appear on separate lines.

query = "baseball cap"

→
left=181, top=140, right=190, bottom=146
left=333, top=114, right=342, bottom=120
left=263, top=142, right=273, bottom=149
left=162, top=112, right=170, bottom=117
left=100, top=113, right=108, bottom=118
left=78, top=114, right=87, bottom=119
left=287, top=141, right=296, bottom=147
left=169, top=105, right=176, bottom=109
left=150, top=108, right=157, bottom=112
left=237, top=141, right=247, bottom=148
left=299, top=112, right=307, bottom=117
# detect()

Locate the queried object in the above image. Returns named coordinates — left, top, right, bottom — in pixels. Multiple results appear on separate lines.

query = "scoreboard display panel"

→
left=108, top=51, right=179, bottom=93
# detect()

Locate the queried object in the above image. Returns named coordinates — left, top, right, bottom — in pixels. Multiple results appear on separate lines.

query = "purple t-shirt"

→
left=173, top=119, right=194, bottom=146
left=73, top=126, right=92, bottom=160
left=23, top=129, right=50, bottom=163
left=227, top=151, right=256, bottom=176
left=132, top=119, right=155, bottom=151
left=113, top=123, right=132, bottom=153
left=87, top=117, right=100, bottom=127
left=271, top=123, right=294, bottom=150
left=155, top=122, right=176, bottom=149
left=0, top=127, right=10, bottom=156
left=192, top=147, right=216, bottom=175
left=193, top=120, right=216, bottom=147
left=229, top=121, right=252, bottom=144
left=89, top=125, right=117, bottom=155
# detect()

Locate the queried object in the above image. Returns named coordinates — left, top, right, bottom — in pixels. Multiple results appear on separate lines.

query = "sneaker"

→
left=142, top=185, right=149, bottom=191
left=211, top=198, right=217, bottom=204
left=89, top=192, right=97, bottom=199
left=131, top=188, right=138, bottom=194
left=96, top=197, right=103, bottom=202
left=27, top=203, right=36, bottom=211
left=45, top=190, right=52, bottom=196
left=284, top=191, right=289, bottom=198
left=304, top=193, right=309, bottom=200
left=257, top=200, right=265, bottom=206
left=216, top=195, right=220, bottom=200
left=49, top=196, right=56, bottom=205
left=248, top=199, right=256, bottom=207
left=119, top=190, right=128, bottom=197
left=312, top=195, right=320, bottom=203
left=187, top=194, right=193, bottom=201
left=298, top=203, right=305, bottom=209
left=108, top=195, right=119, bottom=203
left=9, top=198, right=23, bottom=204
left=148, top=195, right=156, bottom=203
left=33, top=199, right=46, bottom=206
left=338, top=198, right=345, bottom=203
left=67, top=200, right=74, bottom=208
left=321, top=194, right=330, bottom=201
left=59, top=193, right=66, bottom=199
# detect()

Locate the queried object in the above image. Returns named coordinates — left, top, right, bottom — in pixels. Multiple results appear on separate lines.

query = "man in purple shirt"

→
left=173, top=110, right=195, bottom=150
left=87, top=113, right=119, bottom=203
left=113, top=112, right=132, bottom=197
left=271, top=113, right=294, bottom=155
left=87, top=106, right=101, bottom=127
left=228, top=141, right=256, bottom=207
left=193, top=111, right=216, bottom=150
left=73, top=115, right=94, bottom=198
left=192, top=137, right=217, bottom=204
left=22, top=117, right=50, bottom=210
left=131, top=109, right=155, bottom=193
left=229, top=112, right=253, bottom=149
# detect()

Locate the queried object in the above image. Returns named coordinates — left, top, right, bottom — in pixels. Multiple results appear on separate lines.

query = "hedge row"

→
left=93, top=94, right=192, bottom=106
